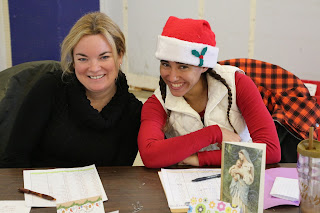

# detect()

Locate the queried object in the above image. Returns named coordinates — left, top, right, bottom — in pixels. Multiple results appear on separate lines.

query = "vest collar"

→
left=206, top=73, right=228, bottom=112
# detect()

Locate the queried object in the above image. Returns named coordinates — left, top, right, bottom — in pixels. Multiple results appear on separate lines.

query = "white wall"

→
left=254, top=0, right=320, bottom=80
left=1, top=0, right=319, bottom=85
left=0, top=0, right=12, bottom=72
left=100, top=0, right=320, bottom=90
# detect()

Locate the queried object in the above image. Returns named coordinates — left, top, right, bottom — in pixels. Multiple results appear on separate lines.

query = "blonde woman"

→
left=1, top=12, right=142, bottom=168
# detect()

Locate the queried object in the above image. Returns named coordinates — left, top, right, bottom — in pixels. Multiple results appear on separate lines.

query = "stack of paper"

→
left=270, top=177, right=300, bottom=202
left=0, top=201, right=31, bottom=213
left=264, top=167, right=300, bottom=210
left=23, top=164, right=107, bottom=207
left=158, top=168, right=221, bottom=212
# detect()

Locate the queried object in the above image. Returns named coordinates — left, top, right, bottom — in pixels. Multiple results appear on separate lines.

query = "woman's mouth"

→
left=89, top=74, right=105, bottom=79
left=171, top=83, right=183, bottom=88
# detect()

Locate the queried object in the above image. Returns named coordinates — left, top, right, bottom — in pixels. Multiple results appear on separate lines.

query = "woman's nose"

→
left=89, top=60, right=101, bottom=71
left=168, top=68, right=179, bottom=81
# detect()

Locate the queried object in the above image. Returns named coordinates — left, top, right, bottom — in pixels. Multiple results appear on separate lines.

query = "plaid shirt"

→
left=219, top=58, right=320, bottom=140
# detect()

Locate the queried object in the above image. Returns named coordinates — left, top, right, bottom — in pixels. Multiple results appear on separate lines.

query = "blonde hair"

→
left=60, top=12, right=125, bottom=75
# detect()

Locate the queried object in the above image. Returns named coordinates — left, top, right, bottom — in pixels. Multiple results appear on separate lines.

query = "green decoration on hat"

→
left=191, top=47, right=208, bottom=67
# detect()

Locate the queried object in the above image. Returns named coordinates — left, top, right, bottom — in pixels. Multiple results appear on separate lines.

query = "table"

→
left=0, top=163, right=299, bottom=213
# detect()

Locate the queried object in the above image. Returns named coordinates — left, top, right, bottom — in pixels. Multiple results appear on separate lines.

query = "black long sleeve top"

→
left=0, top=71, right=142, bottom=168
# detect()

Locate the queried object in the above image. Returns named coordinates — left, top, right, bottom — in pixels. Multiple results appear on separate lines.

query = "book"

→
left=220, top=142, right=266, bottom=213
left=158, top=168, right=221, bottom=212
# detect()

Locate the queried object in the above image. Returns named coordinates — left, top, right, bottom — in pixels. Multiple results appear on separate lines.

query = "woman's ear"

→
left=201, top=67, right=209, bottom=73
left=118, top=54, right=123, bottom=68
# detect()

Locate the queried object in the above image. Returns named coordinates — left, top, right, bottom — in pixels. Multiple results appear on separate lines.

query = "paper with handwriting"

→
left=23, top=164, right=107, bottom=207
left=159, top=168, right=221, bottom=210
left=0, top=201, right=31, bottom=213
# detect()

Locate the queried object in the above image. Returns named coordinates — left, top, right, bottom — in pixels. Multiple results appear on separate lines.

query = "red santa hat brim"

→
left=155, top=35, right=219, bottom=68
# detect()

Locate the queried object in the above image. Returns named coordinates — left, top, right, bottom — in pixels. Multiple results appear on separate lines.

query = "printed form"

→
left=0, top=201, right=31, bottom=213
left=23, top=164, right=107, bottom=207
left=159, top=168, right=221, bottom=211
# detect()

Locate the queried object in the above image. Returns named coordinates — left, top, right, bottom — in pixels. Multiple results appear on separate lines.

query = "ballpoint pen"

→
left=191, top=173, right=221, bottom=182
left=18, top=188, right=56, bottom=201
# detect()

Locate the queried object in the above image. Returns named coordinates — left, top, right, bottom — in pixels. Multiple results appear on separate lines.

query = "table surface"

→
left=0, top=163, right=299, bottom=213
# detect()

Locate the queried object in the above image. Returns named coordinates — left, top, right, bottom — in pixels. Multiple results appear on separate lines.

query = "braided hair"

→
left=159, top=68, right=238, bottom=134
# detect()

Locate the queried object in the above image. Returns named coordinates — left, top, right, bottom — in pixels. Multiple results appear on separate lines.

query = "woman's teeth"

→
left=89, top=75, right=104, bottom=79
left=172, top=83, right=183, bottom=88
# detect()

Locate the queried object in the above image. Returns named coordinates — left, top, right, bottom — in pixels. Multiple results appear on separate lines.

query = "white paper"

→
left=0, top=201, right=31, bottom=213
left=304, top=83, right=317, bottom=96
left=23, top=164, right=107, bottom=207
left=270, top=177, right=299, bottom=202
left=159, top=168, right=221, bottom=209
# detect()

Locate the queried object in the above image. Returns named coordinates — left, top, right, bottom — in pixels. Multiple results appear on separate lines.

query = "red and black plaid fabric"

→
left=218, top=58, right=320, bottom=140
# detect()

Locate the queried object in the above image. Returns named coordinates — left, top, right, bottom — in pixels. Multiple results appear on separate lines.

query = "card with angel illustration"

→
left=220, top=142, right=266, bottom=213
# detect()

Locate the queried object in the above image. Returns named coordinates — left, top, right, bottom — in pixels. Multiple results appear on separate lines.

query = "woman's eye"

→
left=101, top=55, right=109, bottom=60
left=180, top=65, right=188, bottom=69
left=78, top=58, right=87, bottom=62
left=161, top=62, right=169, bottom=67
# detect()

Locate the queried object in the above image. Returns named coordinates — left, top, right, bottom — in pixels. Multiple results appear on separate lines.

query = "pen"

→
left=191, top=173, right=221, bottom=182
left=18, top=188, right=56, bottom=201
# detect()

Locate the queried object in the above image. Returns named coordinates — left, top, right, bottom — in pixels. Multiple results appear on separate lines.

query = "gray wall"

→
left=1, top=0, right=319, bottom=90
left=101, top=0, right=320, bottom=90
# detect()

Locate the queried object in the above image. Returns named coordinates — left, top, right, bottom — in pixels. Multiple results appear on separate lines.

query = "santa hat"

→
left=155, top=16, right=219, bottom=68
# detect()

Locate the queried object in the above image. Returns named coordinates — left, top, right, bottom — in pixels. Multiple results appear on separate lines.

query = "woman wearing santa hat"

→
left=138, top=16, right=281, bottom=168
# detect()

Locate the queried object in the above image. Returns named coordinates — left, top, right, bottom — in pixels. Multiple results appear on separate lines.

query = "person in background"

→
left=138, top=16, right=281, bottom=168
left=0, top=12, right=142, bottom=168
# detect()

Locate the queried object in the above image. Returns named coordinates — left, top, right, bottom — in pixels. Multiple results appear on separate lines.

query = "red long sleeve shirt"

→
left=138, top=73, right=281, bottom=168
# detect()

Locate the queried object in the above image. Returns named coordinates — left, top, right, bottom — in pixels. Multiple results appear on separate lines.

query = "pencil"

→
left=18, top=188, right=56, bottom=201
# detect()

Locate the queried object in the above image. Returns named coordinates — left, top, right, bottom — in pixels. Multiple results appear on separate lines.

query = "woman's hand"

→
left=178, top=154, right=200, bottom=166
left=220, top=127, right=241, bottom=142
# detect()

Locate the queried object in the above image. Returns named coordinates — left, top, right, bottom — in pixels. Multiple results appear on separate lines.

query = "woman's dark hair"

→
left=159, top=68, right=238, bottom=134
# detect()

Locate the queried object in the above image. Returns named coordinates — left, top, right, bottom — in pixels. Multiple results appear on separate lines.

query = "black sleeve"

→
left=0, top=73, right=58, bottom=168
left=116, top=94, right=142, bottom=166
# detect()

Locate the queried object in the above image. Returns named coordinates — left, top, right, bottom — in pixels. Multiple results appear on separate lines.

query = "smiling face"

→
left=73, top=34, right=122, bottom=96
left=160, top=60, right=207, bottom=97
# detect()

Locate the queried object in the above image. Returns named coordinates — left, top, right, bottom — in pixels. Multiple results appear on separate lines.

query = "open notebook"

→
left=158, top=168, right=221, bottom=212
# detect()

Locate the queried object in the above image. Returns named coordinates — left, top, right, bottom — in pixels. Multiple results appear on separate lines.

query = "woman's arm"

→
left=235, top=73, right=281, bottom=164
left=138, top=95, right=223, bottom=168
left=197, top=73, right=281, bottom=165
left=0, top=73, right=57, bottom=168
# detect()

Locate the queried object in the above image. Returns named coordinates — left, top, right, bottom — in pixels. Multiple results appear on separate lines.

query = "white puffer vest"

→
left=154, top=64, right=252, bottom=151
